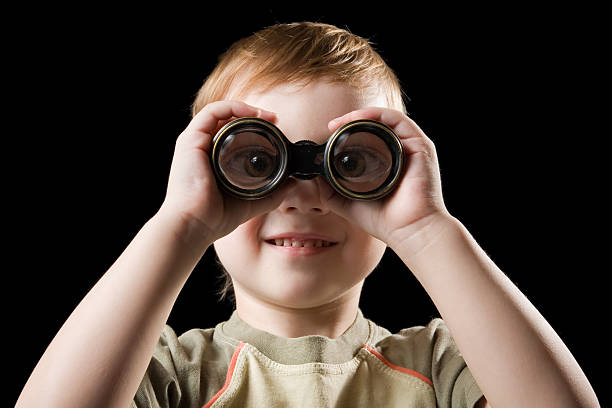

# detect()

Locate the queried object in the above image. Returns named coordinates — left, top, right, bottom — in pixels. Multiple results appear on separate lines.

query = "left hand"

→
left=321, top=107, right=451, bottom=247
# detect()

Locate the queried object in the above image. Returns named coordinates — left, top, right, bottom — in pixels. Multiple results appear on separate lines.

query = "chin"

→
left=253, top=277, right=361, bottom=310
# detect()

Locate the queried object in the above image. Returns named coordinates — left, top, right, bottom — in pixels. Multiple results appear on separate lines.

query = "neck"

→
left=232, top=282, right=363, bottom=339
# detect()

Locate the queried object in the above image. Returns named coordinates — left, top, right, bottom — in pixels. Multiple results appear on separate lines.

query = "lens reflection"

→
left=218, top=130, right=280, bottom=189
left=332, top=131, right=392, bottom=193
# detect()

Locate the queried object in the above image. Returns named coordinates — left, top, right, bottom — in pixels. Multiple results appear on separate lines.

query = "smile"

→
left=266, top=239, right=337, bottom=248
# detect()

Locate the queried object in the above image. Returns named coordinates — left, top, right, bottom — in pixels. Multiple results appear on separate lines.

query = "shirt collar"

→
left=217, top=307, right=372, bottom=364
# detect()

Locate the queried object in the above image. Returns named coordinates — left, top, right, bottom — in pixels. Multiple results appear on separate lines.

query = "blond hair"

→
left=192, top=22, right=406, bottom=117
left=194, top=22, right=407, bottom=305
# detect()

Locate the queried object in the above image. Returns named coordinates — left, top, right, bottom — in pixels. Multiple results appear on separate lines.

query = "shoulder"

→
left=373, top=317, right=459, bottom=368
left=154, top=323, right=237, bottom=368
left=155, top=325, right=215, bottom=360
left=134, top=323, right=238, bottom=408
left=368, top=318, right=463, bottom=378
left=368, top=317, right=484, bottom=407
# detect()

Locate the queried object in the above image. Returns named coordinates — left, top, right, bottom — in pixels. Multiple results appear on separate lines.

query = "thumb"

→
left=318, top=180, right=353, bottom=221
left=244, top=179, right=297, bottom=218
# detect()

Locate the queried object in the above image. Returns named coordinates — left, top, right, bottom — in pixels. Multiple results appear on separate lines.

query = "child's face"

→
left=213, top=80, right=388, bottom=309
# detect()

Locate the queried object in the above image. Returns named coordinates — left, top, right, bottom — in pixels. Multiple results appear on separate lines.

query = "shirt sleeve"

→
left=132, top=325, right=182, bottom=408
left=427, top=318, right=484, bottom=408
left=376, top=317, right=484, bottom=408
left=453, top=366, right=486, bottom=407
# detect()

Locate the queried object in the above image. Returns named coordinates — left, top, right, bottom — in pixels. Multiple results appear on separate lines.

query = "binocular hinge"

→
left=289, top=140, right=326, bottom=179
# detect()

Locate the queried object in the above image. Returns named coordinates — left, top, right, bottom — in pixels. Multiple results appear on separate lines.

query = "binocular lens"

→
left=217, top=127, right=282, bottom=190
left=331, top=130, right=393, bottom=193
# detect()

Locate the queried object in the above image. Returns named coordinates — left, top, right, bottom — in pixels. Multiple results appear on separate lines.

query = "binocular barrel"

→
left=211, top=117, right=404, bottom=201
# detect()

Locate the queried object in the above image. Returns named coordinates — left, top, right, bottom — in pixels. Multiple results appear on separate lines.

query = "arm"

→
left=15, top=208, right=211, bottom=408
left=15, top=100, right=281, bottom=408
left=391, top=213, right=600, bottom=408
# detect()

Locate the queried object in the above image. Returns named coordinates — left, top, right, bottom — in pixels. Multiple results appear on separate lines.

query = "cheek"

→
left=213, top=218, right=264, bottom=271
left=342, top=228, right=387, bottom=275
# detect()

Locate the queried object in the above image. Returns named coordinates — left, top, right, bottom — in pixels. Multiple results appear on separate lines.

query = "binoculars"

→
left=210, top=117, right=404, bottom=201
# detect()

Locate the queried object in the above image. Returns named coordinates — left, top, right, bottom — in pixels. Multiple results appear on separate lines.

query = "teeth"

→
left=272, top=239, right=333, bottom=247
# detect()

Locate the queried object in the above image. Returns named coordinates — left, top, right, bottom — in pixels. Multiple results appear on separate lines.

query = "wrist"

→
left=387, top=211, right=460, bottom=261
left=154, top=204, right=214, bottom=255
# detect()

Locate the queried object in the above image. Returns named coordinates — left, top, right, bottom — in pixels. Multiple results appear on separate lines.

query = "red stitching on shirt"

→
left=363, top=344, right=434, bottom=388
left=202, top=341, right=246, bottom=408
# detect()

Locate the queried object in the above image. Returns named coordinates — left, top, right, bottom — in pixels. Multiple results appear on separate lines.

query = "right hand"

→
left=158, top=100, right=293, bottom=245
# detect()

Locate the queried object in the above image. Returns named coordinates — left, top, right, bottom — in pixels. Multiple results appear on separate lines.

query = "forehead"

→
left=232, top=80, right=386, bottom=143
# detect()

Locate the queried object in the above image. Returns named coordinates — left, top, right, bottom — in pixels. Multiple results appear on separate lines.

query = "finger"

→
left=178, top=101, right=278, bottom=152
left=317, top=179, right=353, bottom=220
left=328, top=107, right=425, bottom=141
left=329, top=108, right=440, bottom=181
left=185, top=100, right=278, bottom=135
left=214, top=108, right=281, bottom=135
left=223, top=178, right=296, bottom=224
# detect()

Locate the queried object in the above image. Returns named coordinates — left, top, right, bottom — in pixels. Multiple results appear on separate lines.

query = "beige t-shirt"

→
left=131, top=308, right=483, bottom=407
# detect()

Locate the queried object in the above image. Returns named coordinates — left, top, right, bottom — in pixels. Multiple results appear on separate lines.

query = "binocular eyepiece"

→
left=211, top=117, right=404, bottom=200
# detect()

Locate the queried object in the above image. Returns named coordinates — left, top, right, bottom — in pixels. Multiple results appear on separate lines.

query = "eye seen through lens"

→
left=332, top=131, right=392, bottom=193
left=218, top=130, right=280, bottom=189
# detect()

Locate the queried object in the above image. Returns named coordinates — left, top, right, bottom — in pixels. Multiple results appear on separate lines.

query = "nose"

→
left=277, top=176, right=331, bottom=215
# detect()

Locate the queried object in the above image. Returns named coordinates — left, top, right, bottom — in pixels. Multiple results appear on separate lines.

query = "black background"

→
left=7, top=5, right=606, bottom=406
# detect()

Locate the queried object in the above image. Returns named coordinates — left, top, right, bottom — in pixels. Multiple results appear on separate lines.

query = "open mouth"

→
left=265, top=239, right=338, bottom=248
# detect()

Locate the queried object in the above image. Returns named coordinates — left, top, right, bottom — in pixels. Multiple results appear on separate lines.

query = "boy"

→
left=16, top=22, right=598, bottom=407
